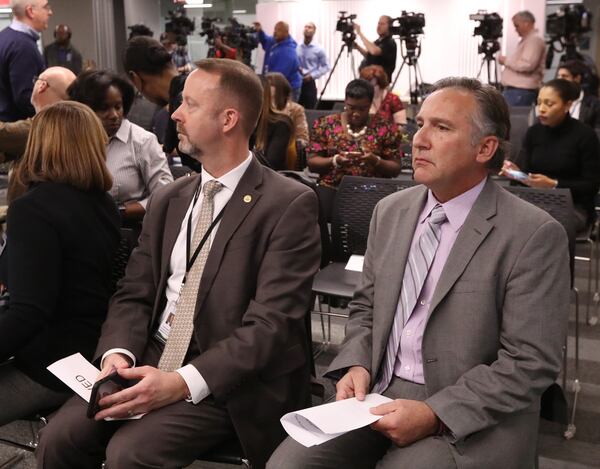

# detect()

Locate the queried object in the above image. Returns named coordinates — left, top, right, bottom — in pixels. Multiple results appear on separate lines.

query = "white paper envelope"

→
left=345, top=255, right=365, bottom=272
left=281, top=393, right=392, bottom=447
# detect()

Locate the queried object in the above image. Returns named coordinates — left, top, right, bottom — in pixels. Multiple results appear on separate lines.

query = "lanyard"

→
left=184, top=182, right=227, bottom=284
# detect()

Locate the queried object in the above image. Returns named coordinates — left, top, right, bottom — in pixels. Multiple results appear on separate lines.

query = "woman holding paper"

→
left=0, top=102, right=120, bottom=425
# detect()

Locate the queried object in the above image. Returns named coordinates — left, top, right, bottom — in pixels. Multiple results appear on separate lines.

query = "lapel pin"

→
left=243, top=195, right=252, bottom=203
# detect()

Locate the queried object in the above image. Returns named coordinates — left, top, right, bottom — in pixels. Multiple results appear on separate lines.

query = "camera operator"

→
left=254, top=21, right=302, bottom=102
left=214, top=32, right=238, bottom=60
left=354, top=15, right=397, bottom=84
left=498, top=10, right=545, bottom=106
left=160, top=31, right=193, bottom=74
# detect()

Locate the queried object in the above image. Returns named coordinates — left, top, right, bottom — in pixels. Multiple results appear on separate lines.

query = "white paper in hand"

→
left=281, top=393, right=392, bottom=447
left=47, top=352, right=144, bottom=420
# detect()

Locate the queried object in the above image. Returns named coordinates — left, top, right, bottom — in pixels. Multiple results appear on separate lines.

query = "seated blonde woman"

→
left=359, top=65, right=406, bottom=128
left=0, top=102, right=121, bottom=425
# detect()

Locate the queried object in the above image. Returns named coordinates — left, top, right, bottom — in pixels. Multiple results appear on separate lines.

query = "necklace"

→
left=346, top=124, right=367, bottom=139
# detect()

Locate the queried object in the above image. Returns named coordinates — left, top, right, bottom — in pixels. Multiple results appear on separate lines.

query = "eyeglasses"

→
left=32, top=76, right=49, bottom=87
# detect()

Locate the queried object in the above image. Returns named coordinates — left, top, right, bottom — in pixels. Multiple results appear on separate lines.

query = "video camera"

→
left=226, top=17, right=258, bottom=52
left=470, top=11, right=503, bottom=41
left=199, top=17, right=221, bottom=45
left=546, top=4, right=592, bottom=40
left=336, top=11, right=356, bottom=48
left=165, top=5, right=196, bottom=46
left=390, top=11, right=425, bottom=38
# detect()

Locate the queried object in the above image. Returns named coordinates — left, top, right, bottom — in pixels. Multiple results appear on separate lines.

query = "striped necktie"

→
left=373, top=204, right=447, bottom=394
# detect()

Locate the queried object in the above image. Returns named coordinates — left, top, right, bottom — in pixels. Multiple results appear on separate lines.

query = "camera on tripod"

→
left=546, top=4, right=592, bottom=40
left=470, top=11, right=503, bottom=57
left=336, top=11, right=357, bottom=48
left=199, top=17, right=221, bottom=45
left=165, top=6, right=196, bottom=46
left=470, top=11, right=503, bottom=41
left=390, top=11, right=425, bottom=39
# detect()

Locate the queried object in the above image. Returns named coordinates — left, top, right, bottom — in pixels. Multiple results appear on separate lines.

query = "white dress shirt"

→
left=570, top=90, right=584, bottom=120
left=102, top=152, right=253, bottom=404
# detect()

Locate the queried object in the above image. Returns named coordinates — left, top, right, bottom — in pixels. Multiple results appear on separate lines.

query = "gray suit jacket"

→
left=327, top=178, right=570, bottom=469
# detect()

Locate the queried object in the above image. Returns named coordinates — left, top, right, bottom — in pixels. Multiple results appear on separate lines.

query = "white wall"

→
left=124, top=0, right=162, bottom=38
left=256, top=0, right=545, bottom=101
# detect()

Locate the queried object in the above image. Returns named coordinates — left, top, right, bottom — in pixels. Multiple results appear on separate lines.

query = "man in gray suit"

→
left=268, top=77, right=570, bottom=469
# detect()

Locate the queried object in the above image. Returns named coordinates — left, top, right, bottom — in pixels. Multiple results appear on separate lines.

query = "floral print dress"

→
left=308, top=113, right=403, bottom=188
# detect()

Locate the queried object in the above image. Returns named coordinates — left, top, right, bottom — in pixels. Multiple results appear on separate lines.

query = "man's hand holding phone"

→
left=91, top=366, right=190, bottom=421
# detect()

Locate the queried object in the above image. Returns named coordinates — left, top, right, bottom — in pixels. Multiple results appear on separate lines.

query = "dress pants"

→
left=266, top=377, right=457, bottom=469
left=502, top=87, right=538, bottom=107
left=36, top=339, right=236, bottom=469
left=299, top=79, right=318, bottom=109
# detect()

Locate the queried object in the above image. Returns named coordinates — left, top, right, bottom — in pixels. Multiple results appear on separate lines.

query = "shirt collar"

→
left=420, top=177, right=487, bottom=232
left=200, top=152, right=253, bottom=194
left=111, top=119, right=130, bottom=144
left=574, top=90, right=584, bottom=104
left=9, top=19, right=40, bottom=40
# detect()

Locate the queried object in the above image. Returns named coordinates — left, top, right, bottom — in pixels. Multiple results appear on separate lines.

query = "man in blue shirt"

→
left=297, top=22, right=330, bottom=109
left=0, top=0, right=51, bottom=121
left=255, top=21, right=302, bottom=102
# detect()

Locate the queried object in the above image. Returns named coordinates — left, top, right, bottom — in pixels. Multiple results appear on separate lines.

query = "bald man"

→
left=0, top=0, right=53, bottom=121
left=255, top=21, right=303, bottom=101
left=44, top=24, right=83, bottom=75
left=0, top=67, right=76, bottom=162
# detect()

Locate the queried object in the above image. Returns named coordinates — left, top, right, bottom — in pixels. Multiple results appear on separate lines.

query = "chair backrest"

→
left=305, top=109, right=337, bottom=130
left=504, top=186, right=575, bottom=277
left=109, top=228, right=137, bottom=294
left=331, top=175, right=417, bottom=261
left=508, top=110, right=533, bottom=161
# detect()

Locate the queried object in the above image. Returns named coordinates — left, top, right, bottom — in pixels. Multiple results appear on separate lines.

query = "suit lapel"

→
left=193, top=158, right=263, bottom=315
left=427, top=179, right=497, bottom=316
left=160, top=175, right=200, bottom=273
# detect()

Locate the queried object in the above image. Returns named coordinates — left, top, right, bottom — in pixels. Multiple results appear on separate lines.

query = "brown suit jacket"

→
left=0, top=117, right=30, bottom=162
left=95, top=157, right=321, bottom=468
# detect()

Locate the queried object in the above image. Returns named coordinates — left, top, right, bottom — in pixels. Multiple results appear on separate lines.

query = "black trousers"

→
left=299, top=79, right=318, bottom=109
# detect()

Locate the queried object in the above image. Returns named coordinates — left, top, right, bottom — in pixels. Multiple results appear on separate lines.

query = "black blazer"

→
left=0, top=182, right=120, bottom=391
left=579, top=94, right=600, bottom=129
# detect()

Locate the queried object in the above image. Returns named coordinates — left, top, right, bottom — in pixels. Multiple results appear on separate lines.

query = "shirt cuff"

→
left=101, top=348, right=136, bottom=369
left=175, top=364, right=211, bottom=404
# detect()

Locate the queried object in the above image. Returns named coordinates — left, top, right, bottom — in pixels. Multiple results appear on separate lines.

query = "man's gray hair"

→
left=429, top=77, right=510, bottom=171
left=11, top=0, right=36, bottom=17
left=514, top=10, right=536, bottom=23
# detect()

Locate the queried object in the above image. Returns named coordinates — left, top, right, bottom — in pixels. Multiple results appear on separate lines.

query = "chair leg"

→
left=564, top=287, right=580, bottom=440
left=585, top=239, right=593, bottom=325
left=591, top=235, right=599, bottom=326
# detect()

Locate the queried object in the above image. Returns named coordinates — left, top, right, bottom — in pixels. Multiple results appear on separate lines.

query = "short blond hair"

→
left=14, top=101, right=113, bottom=193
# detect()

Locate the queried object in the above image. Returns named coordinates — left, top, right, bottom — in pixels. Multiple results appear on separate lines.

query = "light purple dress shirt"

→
left=393, top=178, right=487, bottom=384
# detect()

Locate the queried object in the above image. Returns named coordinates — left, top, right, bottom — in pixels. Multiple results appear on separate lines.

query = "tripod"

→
left=316, top=40, right=354, bottom=108
left=476, top=39, right=500, bottom=88
left=390, top=35, right=424, bottom=105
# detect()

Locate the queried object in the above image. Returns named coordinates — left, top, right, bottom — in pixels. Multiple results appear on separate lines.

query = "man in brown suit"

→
left=36, top=59, right=321, bottom=469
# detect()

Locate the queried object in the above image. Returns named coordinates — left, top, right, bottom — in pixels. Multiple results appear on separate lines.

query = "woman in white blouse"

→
left=67, top=70, right=173, bottom=222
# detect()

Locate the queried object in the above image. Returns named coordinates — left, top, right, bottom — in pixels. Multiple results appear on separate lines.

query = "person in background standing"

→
left=498, top=10, right=546, bottom=107
left=297, top=22, right=330, bottom=109
left=44, top=24, right=83, bottom=75
left=0, top=0, right=52, bottom=122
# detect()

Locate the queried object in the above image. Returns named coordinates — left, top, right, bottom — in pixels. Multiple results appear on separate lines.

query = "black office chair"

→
left=312, top=176, right=417, bottom=344
left=504, top=186, right=579, bottom=439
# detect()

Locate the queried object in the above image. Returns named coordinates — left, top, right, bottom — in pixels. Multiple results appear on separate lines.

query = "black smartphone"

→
left=86, top=371, right=134, bottom=418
